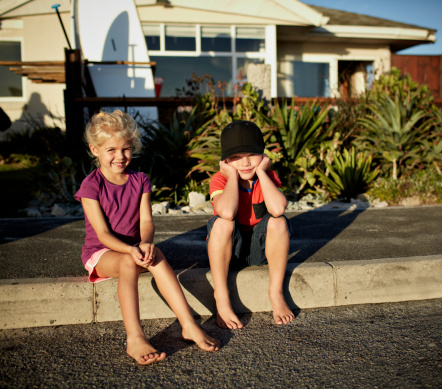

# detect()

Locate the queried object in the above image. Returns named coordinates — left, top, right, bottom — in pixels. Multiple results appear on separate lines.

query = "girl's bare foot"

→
left=182, top=323, right=220, bottom=351
left=269, top=290, right=295, bottom=325
left=126, top=334, right=166, bottom=365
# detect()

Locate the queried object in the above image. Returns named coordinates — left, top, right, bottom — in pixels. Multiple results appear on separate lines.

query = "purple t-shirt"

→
left=74, top=169, right=152, bottom=265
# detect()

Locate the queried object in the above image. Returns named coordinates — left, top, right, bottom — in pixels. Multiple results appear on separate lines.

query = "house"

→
left=0, top=0, right=437, bottom=131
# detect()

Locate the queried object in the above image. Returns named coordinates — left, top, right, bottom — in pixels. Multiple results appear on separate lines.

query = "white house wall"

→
left=0, top=13, right=70, bottom=131
left=277, top=41, right=391, bottom=97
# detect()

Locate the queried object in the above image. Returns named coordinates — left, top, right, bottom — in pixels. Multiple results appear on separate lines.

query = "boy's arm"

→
left=212, top=160, right=239, bottom=221
left=81, top=197, right=145, bottom=263
left=256, top=155, right=287, bottom=217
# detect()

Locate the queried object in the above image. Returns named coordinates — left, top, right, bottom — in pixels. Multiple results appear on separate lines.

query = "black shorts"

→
left=207, top=213, right=291, bottom=268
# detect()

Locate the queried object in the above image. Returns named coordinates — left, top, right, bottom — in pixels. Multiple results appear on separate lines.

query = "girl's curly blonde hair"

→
left=84, top=110, right=143, bottom=167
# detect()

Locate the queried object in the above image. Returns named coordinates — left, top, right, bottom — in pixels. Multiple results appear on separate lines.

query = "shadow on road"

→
left=158, top=205, right=367, bottom=319
left=287, top=206, right=367, bottom=263
left=0, top=217, right=83, bottom=244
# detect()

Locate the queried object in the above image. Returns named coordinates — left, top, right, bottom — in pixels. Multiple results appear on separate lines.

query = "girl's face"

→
left=90, top=135, right=132, bottom=180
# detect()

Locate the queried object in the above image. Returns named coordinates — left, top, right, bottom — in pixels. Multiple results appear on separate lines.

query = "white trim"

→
left=0, top=19, right=23, bottom=29
left=310, top=26, right=436, bottom=42
left=265, top=25, right=277, bottom=97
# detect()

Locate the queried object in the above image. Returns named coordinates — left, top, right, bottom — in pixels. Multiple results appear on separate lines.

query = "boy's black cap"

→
left=221, top=120, right=264, bottom=160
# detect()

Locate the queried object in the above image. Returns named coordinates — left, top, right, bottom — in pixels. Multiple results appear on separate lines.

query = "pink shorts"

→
left=85, top=248, right=111, bottom=283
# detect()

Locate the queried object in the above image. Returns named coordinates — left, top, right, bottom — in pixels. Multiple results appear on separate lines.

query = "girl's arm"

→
left=138, top=192, right=157, bottom=265
left=256, top=155, right=287, bottom=217
left=212, top=160, right=239, bottom=220
left=81, top=197, right=144, bottom=263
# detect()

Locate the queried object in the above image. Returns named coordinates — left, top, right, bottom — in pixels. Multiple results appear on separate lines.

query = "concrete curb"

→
left=1, top=255, right=441, bottom=329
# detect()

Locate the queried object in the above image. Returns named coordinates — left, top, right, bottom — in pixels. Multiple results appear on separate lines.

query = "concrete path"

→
left=0, top=206, right=441, bottom=329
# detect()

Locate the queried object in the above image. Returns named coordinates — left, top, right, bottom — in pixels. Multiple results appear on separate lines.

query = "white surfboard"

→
left=71, top=0, right=158, bottom=123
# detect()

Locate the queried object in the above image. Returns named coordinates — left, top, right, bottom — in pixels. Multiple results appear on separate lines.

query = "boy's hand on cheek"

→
left=219, top=160, right=238, bottom=179
left=257, top=154, right=271, bottom=172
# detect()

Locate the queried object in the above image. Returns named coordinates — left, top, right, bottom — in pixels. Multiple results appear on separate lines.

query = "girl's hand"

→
left=138, top=242, right=157, bottom=268
left=128, top=246, right=147, bottom=267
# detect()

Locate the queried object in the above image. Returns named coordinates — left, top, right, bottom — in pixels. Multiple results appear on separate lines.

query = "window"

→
left=151, top=56, right=232, bottom=96
left=236, top=58, right=265, bottom=82
left=293, top=61, right=330, bottom=97
left=165, top=25, right=196, bottom=51
left=143, top=24, right=161, bottom=51
left=143, top=24, right=268, bottom=96
left=235, top=27, right=265, bottom=52
left=201, top=26, right=231, bottom=52
left=0, top=41, right=23, bottom=97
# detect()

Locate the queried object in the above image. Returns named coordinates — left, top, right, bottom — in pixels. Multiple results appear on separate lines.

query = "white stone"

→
left=356, top=193, right=370, bottom=203
left=374, top=201, right=389, bottom=208
left=160, top=201, right=170, bottom=211
left=188, top=192, right=206, bottom=208
left=51, top=204, right=67, bottom=217
left=298, top=204, right=314, bottom=211
left=181, top=206, right=191, bottom=213
left=152, top=203, right=167, bottom=214
left=399, top=196, right=422, bottom=207
left=19, top=207, right=41, bottom=218
left=168, top=208, right=183, bottom=215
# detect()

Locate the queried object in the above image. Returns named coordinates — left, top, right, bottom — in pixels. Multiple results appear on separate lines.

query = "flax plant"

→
left=356, top=93, right=434, bottom=180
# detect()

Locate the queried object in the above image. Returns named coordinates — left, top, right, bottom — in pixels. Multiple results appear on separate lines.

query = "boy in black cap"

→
left=207, top=120, right=294, bottom=329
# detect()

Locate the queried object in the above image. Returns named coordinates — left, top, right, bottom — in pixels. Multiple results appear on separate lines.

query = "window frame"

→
left=0, top=37, right=25, bottom=102
left=142, top=24, right=276, bottom=97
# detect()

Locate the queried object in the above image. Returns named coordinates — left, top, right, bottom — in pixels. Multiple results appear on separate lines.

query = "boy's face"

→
left=225, top=152, right=263, bottom=182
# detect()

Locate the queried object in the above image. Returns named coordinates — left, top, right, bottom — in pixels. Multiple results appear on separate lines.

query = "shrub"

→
left=368, top=168, right=442, bottom=205
left=265, top=99, right=334, bottom=195
left=317, top=147, right=379, bottom=201
left=356, top=93, right=436, bottom=179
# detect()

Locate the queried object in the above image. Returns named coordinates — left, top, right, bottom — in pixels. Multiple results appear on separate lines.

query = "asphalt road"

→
left=1, top=299, right=441, bottom=388
left=0, top=206, right=441, bottom=279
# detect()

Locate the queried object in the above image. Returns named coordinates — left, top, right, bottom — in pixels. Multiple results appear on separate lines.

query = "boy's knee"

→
left=267, top=216, right=289, bottom=235
left=211, top=217, right=235, bottom=237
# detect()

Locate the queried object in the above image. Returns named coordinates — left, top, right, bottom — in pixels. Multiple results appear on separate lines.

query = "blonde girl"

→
left=75, top=110, right=219, bottom=365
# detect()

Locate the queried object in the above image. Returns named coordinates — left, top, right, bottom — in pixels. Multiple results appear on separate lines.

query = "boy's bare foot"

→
left=269, top=290, right=295, bottom=325
left=127, top=334, right=166, bottom=365
left=215, top=300, right=244, bottom=329
left=182, top=323, right=220, bottom=351
left=216, top=310, right=244, bottom=329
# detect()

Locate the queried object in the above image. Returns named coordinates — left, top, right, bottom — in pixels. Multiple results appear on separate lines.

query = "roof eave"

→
left=308, top=25, right=436, bottom=44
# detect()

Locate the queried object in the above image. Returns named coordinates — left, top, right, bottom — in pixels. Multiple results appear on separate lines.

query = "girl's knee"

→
left=119, top=253, right=140, bottom=274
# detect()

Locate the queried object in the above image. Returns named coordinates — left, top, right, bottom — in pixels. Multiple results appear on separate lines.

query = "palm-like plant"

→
left=356, top=93, right=434, bottom=180
left=317, top=147, right=379, bottom=201
left=421, top=136, right=442, bottom=175
left=265, top=98, right=333, bottom=193
left=270, top=98, right=332, bottom=162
